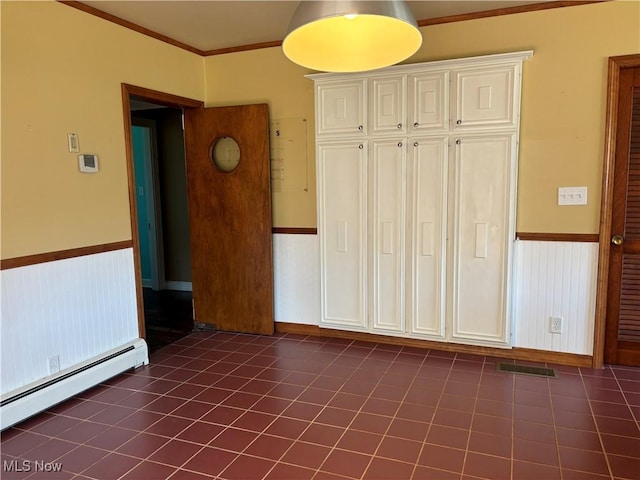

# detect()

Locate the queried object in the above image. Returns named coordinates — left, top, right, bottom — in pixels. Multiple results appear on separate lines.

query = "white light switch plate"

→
left=558, top=186, right=587, bottom=205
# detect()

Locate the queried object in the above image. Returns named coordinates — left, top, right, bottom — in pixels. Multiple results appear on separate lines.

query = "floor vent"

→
left=496, top=363, right=558, bottom=378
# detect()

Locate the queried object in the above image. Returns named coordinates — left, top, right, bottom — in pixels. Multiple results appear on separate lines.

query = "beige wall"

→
left=2, top=1, right=639, bottom=260
left=204, top=50, right=317, bottom=228
left=204, top=0, right=639, bottom=233
left=1, top=1, right=204, bottom=259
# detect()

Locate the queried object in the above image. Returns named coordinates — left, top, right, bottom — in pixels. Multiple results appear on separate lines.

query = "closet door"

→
left=371, top=139, right=406, bottom=333
left=408, top=71, right=449, bottom=133
left=316, top=80, right=367, bottom=137
left=409, top=137, right=448, bottom=339
left=452, top=64, right=519, bottom=131
left=318, top=140, right=368, bottom=330
left=371, top=76, right=406, bottom=135
left=449, top=134, right=517, bottom=346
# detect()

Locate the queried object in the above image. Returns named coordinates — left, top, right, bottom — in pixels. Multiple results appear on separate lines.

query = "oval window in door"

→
left=210, top=136, right=240, bottom=172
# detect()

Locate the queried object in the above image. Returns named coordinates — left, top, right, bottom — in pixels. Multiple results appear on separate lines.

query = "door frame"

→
left=593, top=54, right=640, bottom=368
left=121, top=83, right=203, bottom=338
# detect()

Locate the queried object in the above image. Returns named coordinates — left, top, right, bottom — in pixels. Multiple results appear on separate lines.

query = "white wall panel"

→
left=513, top=240, right=598, bottom=355
left=1, top=249, right=139, bottom=395
left=273, top=234, right=320, bottom=326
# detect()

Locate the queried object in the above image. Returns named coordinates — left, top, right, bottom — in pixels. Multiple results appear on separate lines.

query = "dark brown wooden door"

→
left=184, top=104, right=274, bottom=335
left=605, top=66, right=640, bottom=366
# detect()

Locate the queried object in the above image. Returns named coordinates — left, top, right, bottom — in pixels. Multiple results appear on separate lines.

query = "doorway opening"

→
left=123, top=86, right=203, bottom=352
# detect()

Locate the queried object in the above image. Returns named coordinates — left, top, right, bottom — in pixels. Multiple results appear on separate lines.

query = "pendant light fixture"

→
left=282, top=1, right=422, bottom=73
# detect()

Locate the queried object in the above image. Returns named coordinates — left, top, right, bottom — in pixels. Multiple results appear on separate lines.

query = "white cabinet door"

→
left=452, top=64, right=518, bottom=130
left=317, top=80, right=367, bottom=136
left=408, top=71, right=449, bottom=133
left=371, top=139, right=406, bottom=333
left=371, top=76, right=406, bottom=135
left=449, top=134, right=517, bottom=346
left=317, top=140, right=368, bottom=330
left=409, top=137, right=448, bottom=339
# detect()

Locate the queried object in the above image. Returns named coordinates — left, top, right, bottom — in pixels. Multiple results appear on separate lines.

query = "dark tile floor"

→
left=1, top=331, right=639, bottom=479
left=143, top=288, right=193, bottom=352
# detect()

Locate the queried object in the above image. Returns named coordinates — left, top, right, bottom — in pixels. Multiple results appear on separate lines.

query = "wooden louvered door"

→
left=605, top=65, right=640, bottom=366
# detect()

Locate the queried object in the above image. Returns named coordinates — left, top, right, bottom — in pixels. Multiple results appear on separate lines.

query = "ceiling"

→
left=78, top=1, right=558, bottom=54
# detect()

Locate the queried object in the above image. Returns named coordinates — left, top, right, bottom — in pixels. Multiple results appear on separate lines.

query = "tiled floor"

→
left=1, top=331, right=639, bottom=480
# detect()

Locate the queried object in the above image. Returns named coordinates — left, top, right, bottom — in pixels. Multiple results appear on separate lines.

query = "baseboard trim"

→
left=275, top=322, right=592, bottom=367
left=164, top=281, right=193, bottom=292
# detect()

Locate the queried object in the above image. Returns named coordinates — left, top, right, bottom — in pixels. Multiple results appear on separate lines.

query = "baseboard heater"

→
left=0, top=339, right=148, bottom=431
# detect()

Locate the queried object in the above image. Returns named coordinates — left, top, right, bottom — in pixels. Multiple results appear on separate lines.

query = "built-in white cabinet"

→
left=316, top=80, right=367, bottom=136
left=311, top=51, right=532, bottom=348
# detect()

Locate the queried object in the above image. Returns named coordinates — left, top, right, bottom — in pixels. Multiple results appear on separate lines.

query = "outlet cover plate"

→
left=550, top=316, right=563, bottom=334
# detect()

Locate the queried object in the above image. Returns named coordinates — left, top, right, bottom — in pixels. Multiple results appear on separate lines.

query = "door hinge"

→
left=181, top=113, right=185, bottom=130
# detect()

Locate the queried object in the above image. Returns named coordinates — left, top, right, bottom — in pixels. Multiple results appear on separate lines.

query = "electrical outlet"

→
left=48, top=355, right=60, bottom=375
left=550, top=317, right=563, bottom=334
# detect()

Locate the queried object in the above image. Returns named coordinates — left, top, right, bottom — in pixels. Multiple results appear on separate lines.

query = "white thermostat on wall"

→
left=78, top=154, right=99, bottom=173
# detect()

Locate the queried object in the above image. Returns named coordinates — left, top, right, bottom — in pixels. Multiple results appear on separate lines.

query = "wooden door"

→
left=605, top=66, right=640, bottom=366
left=183, top=104, right=274, bottom=335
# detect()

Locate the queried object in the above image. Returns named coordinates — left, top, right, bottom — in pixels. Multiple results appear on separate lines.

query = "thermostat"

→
left=78, top=154, right=99, bottom=173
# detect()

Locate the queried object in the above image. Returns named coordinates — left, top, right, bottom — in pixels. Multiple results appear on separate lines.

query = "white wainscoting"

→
left=273, top=234, right=321, bottom=326
left=513, top=240, right=598, bottom=355
left=1, top=248, right=140, bottom=395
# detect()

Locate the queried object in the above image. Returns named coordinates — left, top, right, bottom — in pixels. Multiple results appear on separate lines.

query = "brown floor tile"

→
left=513, top=437, right=560, bottom=466
left=417, top=444, right=465, bottom=473
left=85, top=426, right=136, bottom=450
left=56, top=445, right=108, bottom=473
left=363, top=457, right=415, bottom=479
left=463, top=451, right=511, bottom=479
left=281, top=441, right=331, bottom=469
left=512, top=460, right=561, bottom=479
left=231, top=410, right=277, bottom=433
left=412, top=465, right=460, bottom=480
left=219, top=454, right=276, bottom=480
left=433, top=408, right=472, bottom=430
left=145, top=415, right=193, bottom=438
left=264, top=462, right=315, bottom=480
left=244, top=434, right=293, bottom=460
left=81, top=452, right=141, bottom=479
left=209, top=427, right=257, bottom=452
left=426, top=425, right=469, bottom=450
left=386, top=417, right=429, bottom=442
left=148, top=439, right=203, bottom=467
left=601, top=433, right=640, bottom=457
left=556, top=426, right=604, bottom=451
left=120, top=460, right=177, bottom=480
left=182, top=446, right=238, bottom=476
left=337, top=430, right=383, bottom=455
left=116, top=431, right=169, bottom=458
left=321, top=449, right=372, bottom=478
left=264, top=417, right=310, bottom=439
left=608, top=454, right=640, bottom=480
left=376, top=436, right=423, bottom=464
left=558, top=446, right=610, bottom=476
left=300, top=423, right=345, bottom=447
left=467, top=430, right=512, bottom=458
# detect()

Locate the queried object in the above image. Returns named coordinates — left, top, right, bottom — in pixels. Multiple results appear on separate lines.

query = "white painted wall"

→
left=272, top=235, right=599, bottom=356
left=513, top=240, right=598, bottom=355
left=1, top=249, right=139, bottom=395
left=273, top=234, right=321, bottom=326
left=0, top=237, right=596, bottom=397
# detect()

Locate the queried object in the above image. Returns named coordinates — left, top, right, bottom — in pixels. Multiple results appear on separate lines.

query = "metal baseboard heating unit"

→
left=0, top=339, right=148, bottom=431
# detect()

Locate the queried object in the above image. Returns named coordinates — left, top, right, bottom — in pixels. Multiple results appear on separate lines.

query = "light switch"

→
left=67, top=133, right=79, bottom=153
left=558, top=186, right=587, bottom=205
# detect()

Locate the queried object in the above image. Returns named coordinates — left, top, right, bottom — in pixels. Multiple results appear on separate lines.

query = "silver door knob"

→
left=612, top=235, right=624, bottom=245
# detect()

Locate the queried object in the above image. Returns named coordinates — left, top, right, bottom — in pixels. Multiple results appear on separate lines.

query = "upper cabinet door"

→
left=316, top=80, right=367, bottom=136
left=371, top=76, right=406, bottom=135
left=452, top=64, right=519, bottom=130
left=408, top=71, right=449, bottom=133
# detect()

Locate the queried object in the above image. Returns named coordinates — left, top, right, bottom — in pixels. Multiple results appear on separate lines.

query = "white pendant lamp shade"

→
left=283, top=1, right=422, bottom=73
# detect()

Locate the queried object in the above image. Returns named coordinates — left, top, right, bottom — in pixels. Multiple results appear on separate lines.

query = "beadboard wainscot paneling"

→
left=273, top=233, right=320, bottom=325
left=514, top=240, right=598, bottom=355
left=1, top=248, right=139, bottom=395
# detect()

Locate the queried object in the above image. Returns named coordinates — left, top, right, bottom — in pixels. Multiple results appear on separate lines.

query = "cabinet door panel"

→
left=450, top=134, right=516, bottom=346
left=410, top=138, right=448, bottom=338
left=453, top=65, right=517, bottom=130
left=372, top=139, right=406, bottom=333
left=317, top=81, right=367, bottom=136
left=371, top=76, right=406, bottom=135
left=408, top=72, right=449, bottom=133
left=318, top=141, right=367, bottom=329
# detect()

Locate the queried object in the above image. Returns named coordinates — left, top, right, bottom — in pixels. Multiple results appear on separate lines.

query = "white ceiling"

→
left=79, top=1, right=555, bottom=53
